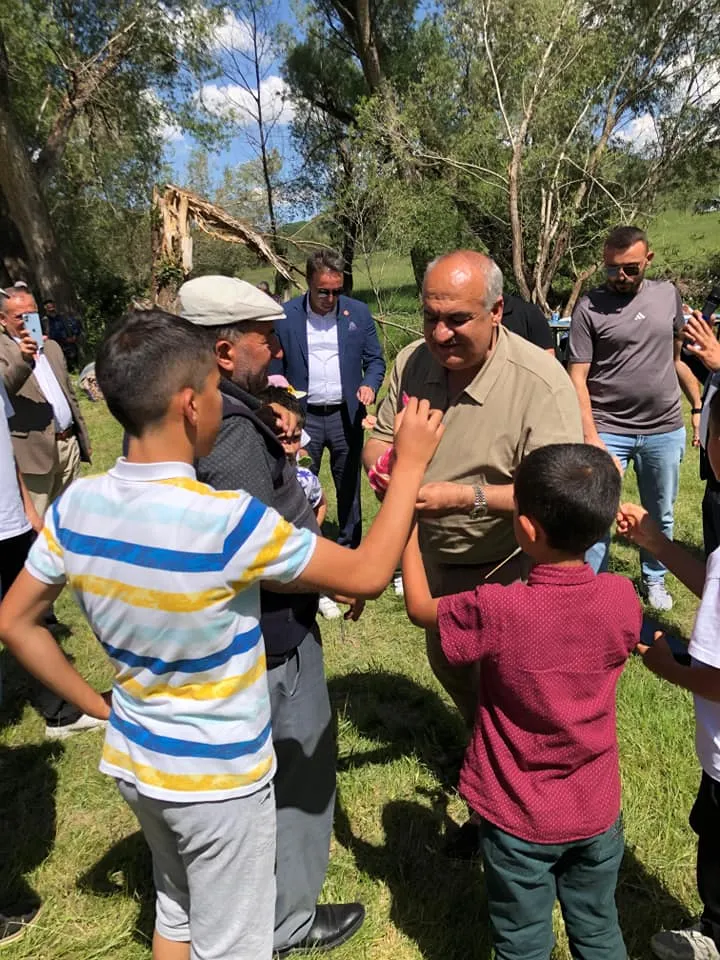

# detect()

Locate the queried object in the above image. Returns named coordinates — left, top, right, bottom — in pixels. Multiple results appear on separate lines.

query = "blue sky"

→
left=163, top=0, right=305, bottom=216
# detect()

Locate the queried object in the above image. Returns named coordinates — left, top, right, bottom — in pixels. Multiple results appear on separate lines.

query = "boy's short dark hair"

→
left=96, top=309, right=216, bottom=437
left=258, top=385, right=305, bottom=429
left=605, top=225, right=648, bottom=251
left=514, top=444, right=621, bottom=554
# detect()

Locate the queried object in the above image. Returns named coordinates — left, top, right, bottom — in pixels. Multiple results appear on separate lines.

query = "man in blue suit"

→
left=274, top=250, right=386, bottom=548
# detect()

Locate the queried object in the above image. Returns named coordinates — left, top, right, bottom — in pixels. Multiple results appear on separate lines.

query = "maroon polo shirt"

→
left=438, top=563, right=642, bottom=844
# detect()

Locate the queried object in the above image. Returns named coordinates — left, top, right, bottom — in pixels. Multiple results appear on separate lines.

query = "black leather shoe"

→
left=276, top=903, right=365, bottom=956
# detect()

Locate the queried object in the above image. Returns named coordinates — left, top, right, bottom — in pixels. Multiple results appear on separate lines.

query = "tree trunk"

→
left=0, top=32, right=76, bottom=312
left=339, top=211, right=358, bottom=292
left=0, top=187, right=31, bottom=286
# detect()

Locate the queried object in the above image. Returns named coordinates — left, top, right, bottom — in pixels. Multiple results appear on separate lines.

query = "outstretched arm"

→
left=282, top=399, right=444, bottom=599
left=617, top=503, right=706, bottom=598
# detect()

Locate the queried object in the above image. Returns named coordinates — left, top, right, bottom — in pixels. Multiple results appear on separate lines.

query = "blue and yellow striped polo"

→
left=26, top=458, right=316, bottom=802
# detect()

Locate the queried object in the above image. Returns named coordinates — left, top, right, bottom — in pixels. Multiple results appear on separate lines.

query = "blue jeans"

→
left=585, top=426, right=686, bottom=582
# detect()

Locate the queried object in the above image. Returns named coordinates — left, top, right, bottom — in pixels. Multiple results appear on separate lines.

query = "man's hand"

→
left=356, top=386, right=375, bottom=406
left=17, top=328, right=38, bottom=364
left=587, top=435, right=623, bottom=475
left=259, top=402, right=298, bottom=439
left=331, top=595, right=366, bottom=621
left=393, top=398, right=444, bottom=472
left=415, top=481, right=472, bottom=517
left=684, top=313, right=720, bottom=373
left=616, top=502, right=662, bottom=550
left=636, top=631, right=678, bottom=682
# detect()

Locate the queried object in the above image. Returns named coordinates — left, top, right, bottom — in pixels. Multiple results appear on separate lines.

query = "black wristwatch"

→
left=692, top=407, right=702, bottom=414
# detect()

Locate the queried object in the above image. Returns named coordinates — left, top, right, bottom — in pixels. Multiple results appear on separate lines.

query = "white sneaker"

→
left=651, top=923, right=720, bottom=960
left=318, top=596, right=342, bottom=620
left=393, top=574, right=404, bottom=597
left=45, top=714, right=107, bottom=740
left=645, top=580, right=673, bottom=611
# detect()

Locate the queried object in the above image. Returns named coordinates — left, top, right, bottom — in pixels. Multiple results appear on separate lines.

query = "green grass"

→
left=0, top=387, right=709, bottom=960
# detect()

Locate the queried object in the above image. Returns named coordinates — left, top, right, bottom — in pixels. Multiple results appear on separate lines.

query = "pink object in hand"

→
left=367, top=393, right=410, bottom=495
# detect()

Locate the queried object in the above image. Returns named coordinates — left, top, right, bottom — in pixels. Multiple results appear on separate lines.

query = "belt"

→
left=306, top=402, right=344, bottom=414
left=55, top=427, right=74, bottom=442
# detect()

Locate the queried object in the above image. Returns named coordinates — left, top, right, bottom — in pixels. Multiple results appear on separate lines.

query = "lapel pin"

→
left=343, top=309, right=349, bottom=316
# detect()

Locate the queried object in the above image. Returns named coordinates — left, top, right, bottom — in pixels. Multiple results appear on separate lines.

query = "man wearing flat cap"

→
left=181, top=276, right=365, bottom=957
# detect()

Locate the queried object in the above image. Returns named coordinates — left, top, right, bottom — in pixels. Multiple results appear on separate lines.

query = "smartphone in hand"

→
left=22, top=312, right=44, bottom=352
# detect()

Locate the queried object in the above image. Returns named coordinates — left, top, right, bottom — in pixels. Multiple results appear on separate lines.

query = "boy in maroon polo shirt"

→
left=402, top=443, right=642, bottom=960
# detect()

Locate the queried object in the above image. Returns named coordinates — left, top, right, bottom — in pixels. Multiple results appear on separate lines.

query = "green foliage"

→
left=287, top=0, right=720, bottom=306
left=0, top=0, right=234, bottom=332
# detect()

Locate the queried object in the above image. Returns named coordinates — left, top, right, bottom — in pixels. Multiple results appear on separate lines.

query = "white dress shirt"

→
left=306, top=306, right=343, bottom=404
left=31, top=352, right=74, bottom=431
left=0, top=380, right=31, bottom=540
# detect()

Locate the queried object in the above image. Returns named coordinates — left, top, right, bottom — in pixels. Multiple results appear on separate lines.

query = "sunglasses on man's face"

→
left=316, top=287, right=343, bottom=298
left=606, top=263, right=643, bottom=278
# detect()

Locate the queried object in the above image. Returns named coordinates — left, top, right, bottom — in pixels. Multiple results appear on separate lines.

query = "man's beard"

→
left=608, top=274, right=644, bottom=295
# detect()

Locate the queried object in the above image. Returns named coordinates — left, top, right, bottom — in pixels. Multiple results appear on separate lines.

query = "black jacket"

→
left=196, top=378, right=320, bottom=658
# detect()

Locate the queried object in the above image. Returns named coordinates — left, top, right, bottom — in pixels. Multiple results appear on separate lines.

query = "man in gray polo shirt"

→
left=569, top=225, right=701, bottom=610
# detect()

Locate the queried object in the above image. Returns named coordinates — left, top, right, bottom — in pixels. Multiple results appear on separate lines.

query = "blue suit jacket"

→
left=272, top=294, right=386, bottom=422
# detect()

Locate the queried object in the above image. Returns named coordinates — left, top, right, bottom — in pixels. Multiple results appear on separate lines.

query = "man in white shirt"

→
left=0, top=377, right=103, bottom=739
left=0, top=286, right=91, bottom=516
left=273, top=251, right=386, bottom=552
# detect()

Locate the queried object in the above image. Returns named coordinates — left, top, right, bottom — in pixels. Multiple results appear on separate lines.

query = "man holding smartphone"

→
left=568, top=226, right=701, bottom=611
left=0, top=285, right=90, bottom=516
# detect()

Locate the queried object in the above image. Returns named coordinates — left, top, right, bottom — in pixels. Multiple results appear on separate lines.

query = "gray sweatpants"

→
left=268, top=628, right=337, bottom=951
left=117, top=779, right=276, bottom=960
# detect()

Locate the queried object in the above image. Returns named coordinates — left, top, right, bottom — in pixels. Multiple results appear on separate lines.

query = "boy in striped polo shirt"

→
left=0, top=309, right=444, bottom=960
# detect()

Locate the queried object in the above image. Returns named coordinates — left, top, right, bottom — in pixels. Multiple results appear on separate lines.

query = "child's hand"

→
left=636, top=632, right=678, bottom=681
left=393, top=397, right=444, bottom=470
left=616, top=502, right=661, bottom=550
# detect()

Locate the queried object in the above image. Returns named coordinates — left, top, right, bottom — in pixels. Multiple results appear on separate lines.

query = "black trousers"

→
left=305, top=405, right=362, bottom=548
left=0, top=531, right=80, bottom=724
left=702, top=484, right=720, bottom=557
left=690, top=772, right=720, bottom=944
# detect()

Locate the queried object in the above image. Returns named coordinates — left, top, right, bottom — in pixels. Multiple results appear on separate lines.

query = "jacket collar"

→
left=219, top=376, right=261, bottom=411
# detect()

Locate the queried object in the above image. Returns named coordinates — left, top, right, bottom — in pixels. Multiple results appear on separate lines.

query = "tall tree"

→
left=0, top=0, right=223, bottom=309
left=282, top=0, right=419, bottom=288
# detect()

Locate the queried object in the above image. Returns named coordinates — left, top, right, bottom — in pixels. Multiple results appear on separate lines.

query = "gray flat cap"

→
left=178, top=276, right=285, bottom=326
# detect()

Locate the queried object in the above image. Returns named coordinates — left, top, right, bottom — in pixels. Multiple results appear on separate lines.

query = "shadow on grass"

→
left=328, top=670, right=468, bottom=790
left=0, top=741, right=62, bottom=910
left=78, top=830, right=155, bottom=947
left=331, top=670, right=490, bottom=959
left=331, top=670, right=694, bottom=959
left=618, top=845, right=694, bottom=959
left=335, top=792, right=491, bottom=960
left=0, top=630, right=72, bottom=731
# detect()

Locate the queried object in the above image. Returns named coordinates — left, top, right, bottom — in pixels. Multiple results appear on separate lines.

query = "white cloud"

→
left=615, top=112, right=658, bottom=150
left=212, top=10, right=255, bottom=52
left=198, top=75, right=294, bottom=126
left=142, top=89, right=184, bottom=143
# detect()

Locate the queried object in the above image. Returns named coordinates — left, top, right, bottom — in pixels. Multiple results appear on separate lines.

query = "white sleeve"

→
left=689, top=549, right=720, bottom=668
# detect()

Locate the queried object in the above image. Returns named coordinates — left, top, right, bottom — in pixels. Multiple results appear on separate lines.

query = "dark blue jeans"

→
left=479, top=815, right=626, bottom=960
left=305, top=405, right=362, bottom=548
